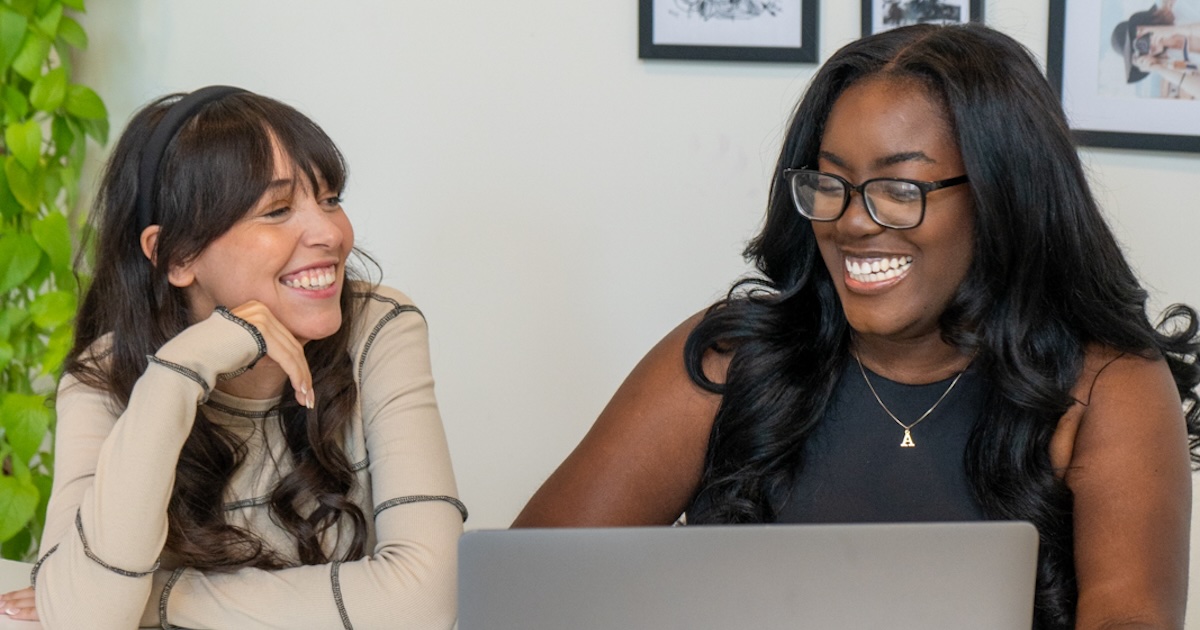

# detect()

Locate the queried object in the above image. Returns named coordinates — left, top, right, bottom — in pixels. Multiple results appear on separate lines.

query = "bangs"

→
left=153, top=93, right=348, bottom=263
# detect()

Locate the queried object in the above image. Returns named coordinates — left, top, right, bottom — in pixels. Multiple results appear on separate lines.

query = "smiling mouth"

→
left=281, top=265, right=338, bottom=291
left=845, top=255, right=913, bottom=284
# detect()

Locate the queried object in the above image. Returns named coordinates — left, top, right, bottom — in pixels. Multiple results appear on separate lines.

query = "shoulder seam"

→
left=353, top=292, right=424, bottom=384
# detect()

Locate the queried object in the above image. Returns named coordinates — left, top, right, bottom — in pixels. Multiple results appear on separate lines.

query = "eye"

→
left=815, top=176, right=844, bottom=196
left=877, top=180, right=922, bottom=203
left=262, top=205, right=291, bottom=219
left=320, top=194, right=343, bottom=210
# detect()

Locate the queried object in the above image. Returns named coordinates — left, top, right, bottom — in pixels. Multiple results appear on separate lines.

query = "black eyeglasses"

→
left=783, top=169, right=969, bottom=230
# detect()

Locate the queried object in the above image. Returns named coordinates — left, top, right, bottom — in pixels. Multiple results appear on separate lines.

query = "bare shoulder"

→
left=1048, top=345, right=1180, bottom=472
left=1065, top=345, right=1185, bottom=479
left=512, top=311, right=727, bottom=527
left=1055, top=346, right=1191, bottom=626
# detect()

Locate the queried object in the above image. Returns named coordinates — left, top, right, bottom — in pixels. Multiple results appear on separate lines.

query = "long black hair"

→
left=683, top=23, right=1200, bottom=629
left=68, top=91, right=371, bottom=570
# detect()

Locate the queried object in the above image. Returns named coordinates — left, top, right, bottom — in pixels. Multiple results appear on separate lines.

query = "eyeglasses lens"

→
left=791, top=172, right=923, bottom=229
left=863, top=180, right=922, bottom=228
left=792, top=172, right=846, bottom=220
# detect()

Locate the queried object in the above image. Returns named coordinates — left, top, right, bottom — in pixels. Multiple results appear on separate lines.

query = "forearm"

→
left=35, top=312, right=263, bottom=629
left=148, top=502, right=462, bottom=630
left=34, top=367, right=203, bottom=629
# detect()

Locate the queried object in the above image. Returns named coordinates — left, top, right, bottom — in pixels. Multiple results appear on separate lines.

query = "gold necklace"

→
left=853, top=352, right=967, bottom=448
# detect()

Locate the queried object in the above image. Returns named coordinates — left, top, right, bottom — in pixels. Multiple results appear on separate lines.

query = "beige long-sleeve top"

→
left=32, top=286, right=464, bottom=629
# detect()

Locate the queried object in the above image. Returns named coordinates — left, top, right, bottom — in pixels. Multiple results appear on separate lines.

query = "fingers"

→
left=228, top=301, right=314, bottom=408
left=0, top=587, right=39, bottom=620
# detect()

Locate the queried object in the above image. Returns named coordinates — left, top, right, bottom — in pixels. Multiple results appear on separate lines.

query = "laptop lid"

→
left=458, top=521, right=1038, bottom=630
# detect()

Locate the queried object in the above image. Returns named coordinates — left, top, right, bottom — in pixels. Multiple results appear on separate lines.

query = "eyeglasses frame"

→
left=782, top=168, right=970, bottom=230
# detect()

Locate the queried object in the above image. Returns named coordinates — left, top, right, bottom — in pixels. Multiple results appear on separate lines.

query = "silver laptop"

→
left=458, top=522, right=1038, bottom=630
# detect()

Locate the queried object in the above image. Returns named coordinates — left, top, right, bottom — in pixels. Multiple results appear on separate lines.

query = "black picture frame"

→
left=861, top=0, right=984, bottom=36
left=638, top=0, right=818, bottom=63
left=1046, top=0, right=1200, bottom=153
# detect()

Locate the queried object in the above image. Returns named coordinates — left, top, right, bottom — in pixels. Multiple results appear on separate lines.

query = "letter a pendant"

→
left=900, top=429, right=915, bottom=448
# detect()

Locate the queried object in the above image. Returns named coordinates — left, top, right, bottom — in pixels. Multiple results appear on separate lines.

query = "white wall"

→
left=75, top=0, right=1200, bottom=612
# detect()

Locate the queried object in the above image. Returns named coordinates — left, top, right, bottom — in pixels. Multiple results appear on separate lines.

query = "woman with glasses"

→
left=515, top=23, right=1200, bottom=629
left=0, top=88, right=465, bottom=628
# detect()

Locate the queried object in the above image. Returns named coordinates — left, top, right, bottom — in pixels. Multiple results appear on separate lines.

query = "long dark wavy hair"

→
left=683, top=23, right=1200, bottom=629
left=67, top=91, right=370, bottom=570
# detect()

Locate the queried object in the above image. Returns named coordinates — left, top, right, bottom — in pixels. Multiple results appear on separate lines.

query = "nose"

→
left=837, top=190, right=884, bottom=237
left=299, top=199, right=345, bottom=249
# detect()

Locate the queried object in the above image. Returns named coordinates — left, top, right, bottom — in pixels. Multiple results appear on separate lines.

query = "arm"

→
left=1062, top=353, right=1191, bottom=629
left=32, top=310, right=265, bottom=630
left=513, top=313, right=724, bottom=527
left=152, top=293, right=464, bottom=630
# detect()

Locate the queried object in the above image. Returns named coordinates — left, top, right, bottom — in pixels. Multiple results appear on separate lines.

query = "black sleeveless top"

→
left=772, top=360, right=986, bottom=523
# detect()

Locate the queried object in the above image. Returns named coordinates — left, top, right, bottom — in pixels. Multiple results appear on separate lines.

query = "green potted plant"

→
left=0, top=0, right=106, bottom=560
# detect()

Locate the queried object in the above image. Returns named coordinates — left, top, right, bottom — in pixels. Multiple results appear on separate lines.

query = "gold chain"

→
left=853, top=352, right=967, bottom=448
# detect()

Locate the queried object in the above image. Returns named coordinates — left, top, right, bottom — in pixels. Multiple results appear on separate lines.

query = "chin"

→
left=293, top=316, right=344, bottom=345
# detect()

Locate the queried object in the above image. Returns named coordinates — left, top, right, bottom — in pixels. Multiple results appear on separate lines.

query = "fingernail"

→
left=5, top=608, right=16, bottom=615
left=307, top=392, right=315, bottom=409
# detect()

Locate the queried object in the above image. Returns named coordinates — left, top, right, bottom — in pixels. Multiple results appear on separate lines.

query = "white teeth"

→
left=282, top=266, right=337, bottom=290
left=844, top=256, right=912, bottom=284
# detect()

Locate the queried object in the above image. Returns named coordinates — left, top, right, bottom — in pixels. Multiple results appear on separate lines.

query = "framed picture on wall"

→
left=638, top=0, right=818, bottom=63
left=862, top=0, right=984, bottom=36
left=1047, top=0, right=1200, bottom=153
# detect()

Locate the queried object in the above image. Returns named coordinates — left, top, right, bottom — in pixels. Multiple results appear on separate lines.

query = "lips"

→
left=844, top=255, right=913, bottom=284
left=280, top=264, right=338, bottom=291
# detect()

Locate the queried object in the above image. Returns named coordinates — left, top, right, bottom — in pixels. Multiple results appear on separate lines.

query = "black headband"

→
left=135, top=85, right=248, bottom=232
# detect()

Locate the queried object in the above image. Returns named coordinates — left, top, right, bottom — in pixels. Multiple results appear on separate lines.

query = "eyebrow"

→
left=819, top=150, right=937, bottom=169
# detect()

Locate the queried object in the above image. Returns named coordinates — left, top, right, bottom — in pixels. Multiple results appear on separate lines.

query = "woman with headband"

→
left=0, top=87, right=465, bottom=629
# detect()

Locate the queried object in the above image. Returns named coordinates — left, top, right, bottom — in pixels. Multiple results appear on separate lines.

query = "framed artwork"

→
left=1047, top=0, right=1200, bottom=152
left=638, top=0, right=819, bottom=63
left=862, top=0, right=985, bottom=36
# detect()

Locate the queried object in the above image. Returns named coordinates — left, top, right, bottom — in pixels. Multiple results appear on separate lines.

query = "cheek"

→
left=812, top=226, right=840, bottom=272
left=340, top=216, right=355, bottom=254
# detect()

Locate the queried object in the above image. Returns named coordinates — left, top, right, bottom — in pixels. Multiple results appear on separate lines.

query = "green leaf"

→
left=64, top=84, right=105, bottom=120
left=25, top=247, right=53, bottom=287
left=5, top=156, right=40, bottom=210
left=78, top=116, right=107, bottom=144
left=51, top=115, right=73, bottom=154
left=0, top=526, right=31, bottom=560
left=30, top=66, right=67, bottom=112
left=10, top=0, right=37, bottom=16
left=42, top=323, right=72, bottom=375
left=11, top=33, right=51, bottom=80
left=5, top=118, right=42, bottom=171
left=0, top=307, right=32, bottom=336
left=61, top=0, right=84, bottom=11
left=0, top=170, right=18, bottom=220
left=55, top=15, right=85, bottom=49
left=0, top=232, right=41, bottom=292
left=55, top=268, right=78, bottom=294
left=0, top=473, right=39, bottom=543
left=41, top=163, right=62, bottom=206
left=0, top=341, right=12, bottom=372
left=0, top=8, right=29, bottom=71
left=29, top=290, right=75, bottom=329
left=3, top=86, right=29, bottom=124
left=1, top=395, right=52, bottom=463
left=34, top=2, right=61, bottom=38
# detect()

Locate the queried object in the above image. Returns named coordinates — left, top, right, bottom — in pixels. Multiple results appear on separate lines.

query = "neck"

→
left=214, top=357, right=289, bottom=400
left=851, top=331, right=972, bottom=385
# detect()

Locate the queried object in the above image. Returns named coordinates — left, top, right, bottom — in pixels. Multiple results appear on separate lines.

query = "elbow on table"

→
left=352, top=543, right=458, bottom=629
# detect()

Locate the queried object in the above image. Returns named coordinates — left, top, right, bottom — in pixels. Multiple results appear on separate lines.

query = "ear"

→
left=140, top=224, right=196, bottom=288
